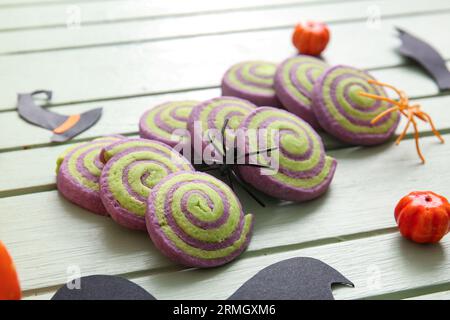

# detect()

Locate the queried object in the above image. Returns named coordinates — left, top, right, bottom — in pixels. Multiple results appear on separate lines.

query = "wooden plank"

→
left=1, top=5, right=449, bottom=110
left=1, top=92, right=449, bottom=196
left=24, top=233, right=450, bottom=300
left=2, top=134, right=448, bottom=291
left=3, top=0, right=450, bottom=54
left=0, top=0, right=342, bottom=31
left=0, top=63, right=445, bottom=152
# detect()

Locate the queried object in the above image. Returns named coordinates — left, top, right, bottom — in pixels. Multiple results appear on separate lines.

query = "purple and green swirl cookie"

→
left=274, top=55, right=329, bottom=129
left=146, top=171, right=254, bottom=268
left=139, top=101, right=198, bottom=148
left=187, top=97, right=257, bottom=156
left=99, top=138, right=194, bottom=230
left=237, top=107, right=336, bottom=202
left=311, top=65, right=400, bottom=145
left=221, top=61, right=280, bottom=107
left=56, top=135, right=125, bottom=215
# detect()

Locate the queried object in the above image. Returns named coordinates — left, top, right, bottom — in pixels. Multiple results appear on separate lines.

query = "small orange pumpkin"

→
left=395, top=191, right=450, bottom=243
left=292, top=21, right=330, bottom=56
left=0, top=241, right=21, bottom=300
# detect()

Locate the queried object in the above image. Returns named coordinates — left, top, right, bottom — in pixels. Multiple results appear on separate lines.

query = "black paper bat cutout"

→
left=51, top=275, right=156, bottom=300
left=17, top=90, right=102, bottom=142
left=396, top=27, right=450, bottom=91
left=228, top=257, right=354, bottom=300
left=51, top=257, right=353, bottom=300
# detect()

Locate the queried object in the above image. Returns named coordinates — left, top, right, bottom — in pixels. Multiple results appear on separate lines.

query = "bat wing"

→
left=396, top=27, right=450, bottom=91
left=51, top=275, right=156, bottom=300
left=228, top=257, right=354, bottom=300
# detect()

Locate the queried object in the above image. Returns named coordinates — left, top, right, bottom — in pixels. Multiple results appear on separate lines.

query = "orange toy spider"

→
left=359, top=79, right=444, bottom=163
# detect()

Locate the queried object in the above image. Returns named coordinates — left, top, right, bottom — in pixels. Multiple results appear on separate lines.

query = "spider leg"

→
left=367, top=79, right=405, bottom=98
left=221, top=118, right=230, bottom=153
left=243, top=147, right=278, bottom=157
left=412, top=106, right=428, bottom=122
left=371, top=105, right=401, bottom=124
left=207, top=131, right=225, bottom=158
left=359, top=92, right=401, bottom=107
left=221, top=118, right=229, bottom=138
left=236, top=147, right=278, bottom=161
left=395, top=111, right=413, bottom=145
left=411, top=118, right=425, bottom=164
left=229, top=170, right=265, bottom=207
left=227, top=170, right=234, bottom=191
left=422, top=112, right=445, bottom=143
left=399, top=109, right=408, bottom=117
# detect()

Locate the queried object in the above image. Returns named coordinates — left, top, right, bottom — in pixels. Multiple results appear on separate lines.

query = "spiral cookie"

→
left=56, top=135, right=125, bottom=215
left=146, top=171, right=254, bottom=268
left=99, top=138, right=194, bottom=230
left=139, top=101, right=198, bottom=148
left=274, top=55, right=329, bottom=128
left=312, top=65, right=400, bottom=145
left=56, top=144, right=79, bottom=174
left=237, top=107, right=337, bottom=202
left=56, top=135, right=125, bottom=173
left=187, top=97, right=257, bottom=157
left=221, top=61, right=280, bottom=107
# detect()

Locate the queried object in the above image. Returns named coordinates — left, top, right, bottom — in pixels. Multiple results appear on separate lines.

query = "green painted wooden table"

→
left=0, top=0, right=449, bottom=300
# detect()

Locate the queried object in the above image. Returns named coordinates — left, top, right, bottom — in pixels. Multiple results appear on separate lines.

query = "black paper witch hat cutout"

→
left=51, top=275, right=156, bottom=300
left=51, top=258, right=353, bottom=300
left=228, top=257, right=354, bottom=300
left=396, top=27, right=450, bottom=91
left=17, top=90, right=102, bottom=142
